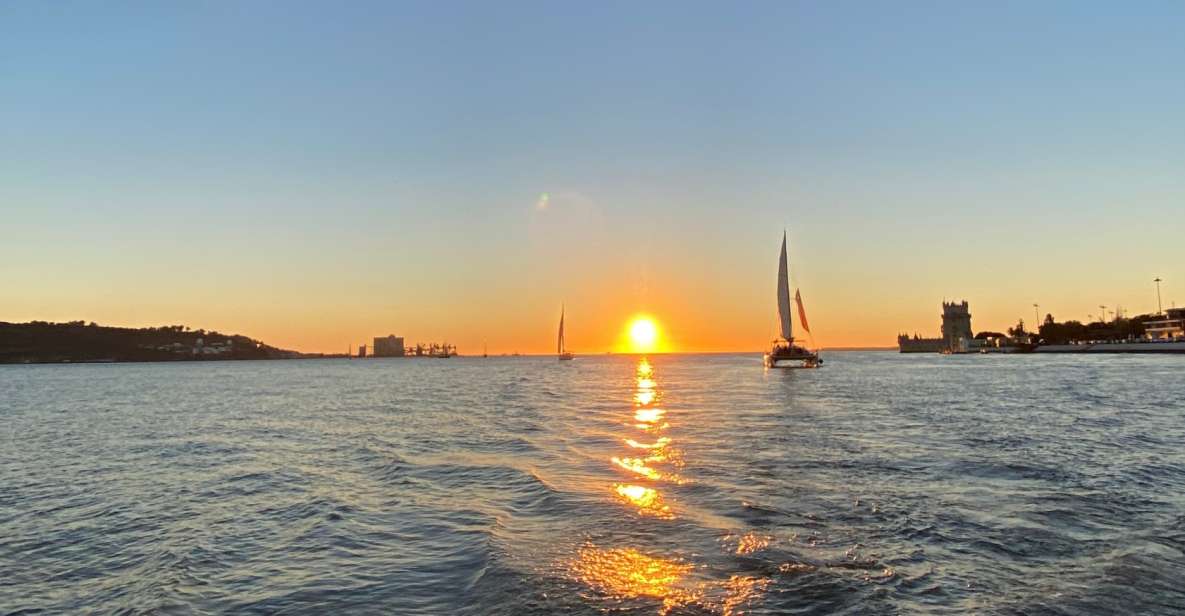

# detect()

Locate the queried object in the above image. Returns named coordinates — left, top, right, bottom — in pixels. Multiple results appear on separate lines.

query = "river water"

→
left=2, top=353, right=1183, bottom=614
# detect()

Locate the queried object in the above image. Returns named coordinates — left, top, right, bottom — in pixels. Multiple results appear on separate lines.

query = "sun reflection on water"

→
left=635, top=389, right=657, bottom=406
left=733, top=531, right=773, bottom=555
left=625, top=437, right=670, bottom=450
left=611, top=456, right=662, bottom=480
left=634, top=407, right=665, bottom=424
left=568, top=544, right=699, bottom=613
left=721, top=575, right=772, bottom=615
left=564, top=357, right=772, bottom=613
left=568, top=544, right=770, bottom=615
left=614, top=484, right=672, bottom=518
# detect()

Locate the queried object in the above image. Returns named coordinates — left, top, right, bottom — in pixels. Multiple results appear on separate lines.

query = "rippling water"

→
left=3, top=353, right=1184, bottom=614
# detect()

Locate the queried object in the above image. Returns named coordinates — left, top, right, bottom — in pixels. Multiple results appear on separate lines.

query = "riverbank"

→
left=1035, top=341, right=1185, bottom=354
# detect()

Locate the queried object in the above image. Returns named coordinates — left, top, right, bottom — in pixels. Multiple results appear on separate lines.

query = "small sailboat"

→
left=764, top=231, right=821, bottom=369
left=558, top=305, right=574, bottom=361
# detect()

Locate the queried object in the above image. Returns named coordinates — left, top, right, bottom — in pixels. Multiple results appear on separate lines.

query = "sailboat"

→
left=764, top=231, right=821, bottom=369
left=558, top=305, right=574, bottom=361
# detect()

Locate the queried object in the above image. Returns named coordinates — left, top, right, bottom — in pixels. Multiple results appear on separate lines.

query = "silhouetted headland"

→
left=0, top=321, right=323, bottom=364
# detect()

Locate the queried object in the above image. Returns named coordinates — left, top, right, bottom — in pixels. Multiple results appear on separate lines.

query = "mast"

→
left=777, top=232, right=793, bottom=342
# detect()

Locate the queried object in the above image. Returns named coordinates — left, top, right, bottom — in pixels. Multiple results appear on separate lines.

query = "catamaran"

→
left=764, top=232, right=821, bottom=369
left=558, top=305, right=574, bottom=361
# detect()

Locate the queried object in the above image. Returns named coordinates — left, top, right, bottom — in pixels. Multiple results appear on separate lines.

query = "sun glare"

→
left=627, top=317, right=659, bottom=352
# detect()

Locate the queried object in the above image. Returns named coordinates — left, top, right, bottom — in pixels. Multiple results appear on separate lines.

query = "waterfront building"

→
left=1145, top=308, right=1185, bottom=340
left=898, top=300, right=977, bottom=353
left=897, top=333, right=946, bottom=353
left=357, top=345, right=367, bottom=358
left=189, top=337, right=233, bottom=356
left=373, top=335, right=405, bottom=357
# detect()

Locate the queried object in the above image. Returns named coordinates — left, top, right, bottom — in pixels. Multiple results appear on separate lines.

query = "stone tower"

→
left=941, top=301, right=973, bottom=349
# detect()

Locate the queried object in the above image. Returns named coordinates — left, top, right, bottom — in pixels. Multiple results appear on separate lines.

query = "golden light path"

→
left=569, top=543, right=770, bottom=615
left=565, top=355, right=772, bottom=614
left=613, top=484, right=672, bottom=519
left=611, top=456, right=662, bottom=480
left=633, top=407, right=664, bottom=426
left=568, top=544, right=697, bottom=612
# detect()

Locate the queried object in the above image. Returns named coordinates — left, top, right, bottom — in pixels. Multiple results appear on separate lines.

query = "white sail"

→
left=558, top=306, right=565, bottom=354
left=777, top=232, right=793, bottom=341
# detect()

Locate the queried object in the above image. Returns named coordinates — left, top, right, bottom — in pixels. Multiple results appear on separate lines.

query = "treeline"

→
left=0, top=321, right=301, bottom=364
left=1033, top=313, right=1158, bottom=344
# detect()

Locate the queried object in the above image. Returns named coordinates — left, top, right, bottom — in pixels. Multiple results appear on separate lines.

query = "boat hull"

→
left=764, top=343, right=821, bottom=369
left=764, top=355, right=821, bottom=369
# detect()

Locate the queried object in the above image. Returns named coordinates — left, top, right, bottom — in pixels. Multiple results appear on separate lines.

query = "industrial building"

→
left=373, top=335, right=405, bottom=357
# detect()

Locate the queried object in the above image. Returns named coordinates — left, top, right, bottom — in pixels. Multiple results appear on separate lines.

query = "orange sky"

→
left=4, top=201, right=1179, bottom=355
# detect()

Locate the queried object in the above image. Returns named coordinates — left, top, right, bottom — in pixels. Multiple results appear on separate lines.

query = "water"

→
left=2, top=353, right=1184, bottom=615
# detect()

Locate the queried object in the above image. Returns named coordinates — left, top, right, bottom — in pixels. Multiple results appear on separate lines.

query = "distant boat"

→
left=558, top=305, right=574, bottom=361
left=764, top=231, right=821, bottom=369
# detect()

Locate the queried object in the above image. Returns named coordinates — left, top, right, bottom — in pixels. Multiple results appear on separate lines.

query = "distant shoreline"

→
left=0, top=321, right=312, bottom=365
left=1, top=348, right=901, bottom=366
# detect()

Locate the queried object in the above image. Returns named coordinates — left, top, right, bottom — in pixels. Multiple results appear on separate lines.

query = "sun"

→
left=627, top=317, right=659, bottom=353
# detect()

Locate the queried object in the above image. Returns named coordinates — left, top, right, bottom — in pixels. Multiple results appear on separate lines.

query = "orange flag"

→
left=795, top=289, right=811, bottom=334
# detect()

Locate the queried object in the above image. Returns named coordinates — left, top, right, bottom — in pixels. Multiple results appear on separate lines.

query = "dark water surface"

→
left=2, top=353, right=1184, bottom=614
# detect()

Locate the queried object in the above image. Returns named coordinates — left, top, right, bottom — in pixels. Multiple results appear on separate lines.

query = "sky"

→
left=2, top=1, right=1183, bottom=353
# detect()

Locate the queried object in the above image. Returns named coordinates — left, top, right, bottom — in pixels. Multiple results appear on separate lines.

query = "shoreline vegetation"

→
left=981, top=312, right=1169, bottom=346
left=1033, top=313, right=1159, bottom=344
left=0, top=321, right=327, bottom=364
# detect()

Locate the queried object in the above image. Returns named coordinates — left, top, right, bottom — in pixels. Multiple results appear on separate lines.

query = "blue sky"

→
left=2, top=1, right=1183, bottom=351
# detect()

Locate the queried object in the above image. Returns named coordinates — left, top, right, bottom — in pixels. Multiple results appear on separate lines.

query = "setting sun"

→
left=627, top=317, right=659, bottom=353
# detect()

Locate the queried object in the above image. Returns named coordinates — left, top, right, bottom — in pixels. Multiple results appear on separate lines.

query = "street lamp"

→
left=1099, top=305, right=1107, bottom=323
left=1154, top=277, right=1163, bottom=314
left=1033, top=303, right=1040, bottom=327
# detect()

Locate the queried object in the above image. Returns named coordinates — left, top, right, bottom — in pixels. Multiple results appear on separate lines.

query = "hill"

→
left=0, top=321, right=305, bottom=364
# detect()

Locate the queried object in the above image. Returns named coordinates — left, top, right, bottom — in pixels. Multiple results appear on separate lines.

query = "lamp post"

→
left=1033, top=303, right=1040, bottom=327
left=1154, top=277, right=1163, bottom=314
left=1099, top=305, right=1107, bottom=324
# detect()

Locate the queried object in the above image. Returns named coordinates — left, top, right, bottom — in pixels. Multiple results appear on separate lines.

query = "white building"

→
left=1145, top=308, right=1185, bottom=340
